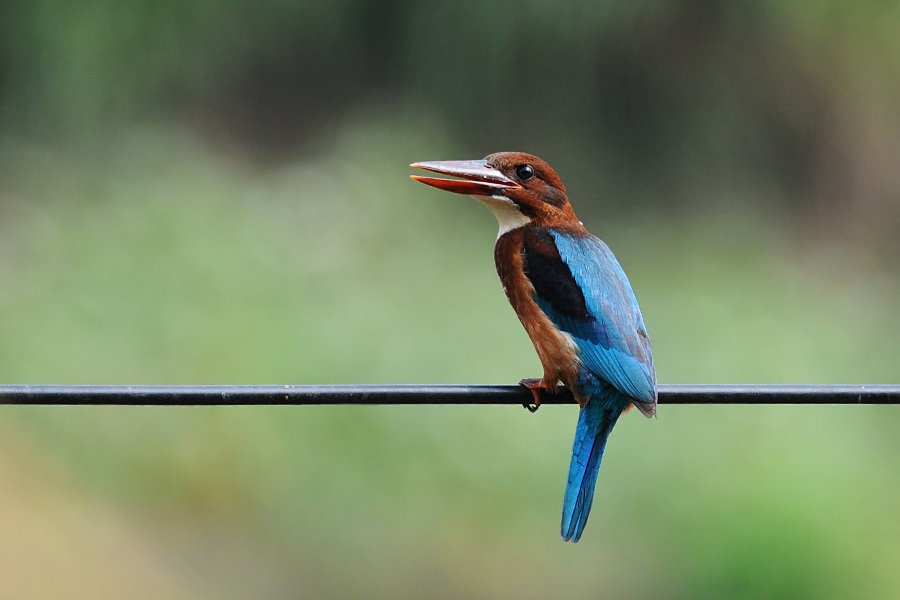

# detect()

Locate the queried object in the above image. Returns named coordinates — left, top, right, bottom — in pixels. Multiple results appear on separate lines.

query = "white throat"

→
left=475, top=195, right=531, bottom=239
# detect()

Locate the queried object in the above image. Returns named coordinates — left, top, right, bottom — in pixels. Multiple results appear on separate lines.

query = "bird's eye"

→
left=515, top=165, right=534, bottom=181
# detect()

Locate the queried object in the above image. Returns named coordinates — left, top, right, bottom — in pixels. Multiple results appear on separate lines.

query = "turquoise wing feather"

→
left=534, top=230, right=656, bottom=406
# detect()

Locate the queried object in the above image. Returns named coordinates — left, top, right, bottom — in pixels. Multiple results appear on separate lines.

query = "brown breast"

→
left=494, top=228, right=583, bottom=394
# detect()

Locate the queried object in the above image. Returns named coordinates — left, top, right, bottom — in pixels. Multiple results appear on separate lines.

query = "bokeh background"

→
left=1, top=1, right=900, bottom=598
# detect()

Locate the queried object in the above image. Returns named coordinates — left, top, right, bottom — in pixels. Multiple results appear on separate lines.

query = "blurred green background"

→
left=1, top=1, right=900, bottom=598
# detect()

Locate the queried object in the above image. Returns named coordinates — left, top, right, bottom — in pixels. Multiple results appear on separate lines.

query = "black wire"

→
left=0, top=384, right=897, bottom=405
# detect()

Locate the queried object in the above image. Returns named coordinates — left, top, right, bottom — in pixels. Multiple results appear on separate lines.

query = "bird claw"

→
left=519, top=378, right=544, bottom=413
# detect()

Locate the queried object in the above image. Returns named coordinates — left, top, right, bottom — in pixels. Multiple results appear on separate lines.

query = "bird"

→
left=410, top=152, right=656, bottom=542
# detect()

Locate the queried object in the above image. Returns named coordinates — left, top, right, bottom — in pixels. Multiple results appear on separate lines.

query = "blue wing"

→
left=522, top=228, right=656, bottom=407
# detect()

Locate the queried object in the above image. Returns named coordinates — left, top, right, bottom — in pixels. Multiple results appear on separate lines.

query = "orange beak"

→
left=410, top=160, right=521, bottom=196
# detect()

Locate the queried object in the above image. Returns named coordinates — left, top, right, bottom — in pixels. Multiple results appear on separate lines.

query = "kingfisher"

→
left=410, top=152, right=656, bottom=542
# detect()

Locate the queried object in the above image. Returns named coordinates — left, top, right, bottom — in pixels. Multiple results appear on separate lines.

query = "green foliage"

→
left=4, top=0, right=900, bottom=232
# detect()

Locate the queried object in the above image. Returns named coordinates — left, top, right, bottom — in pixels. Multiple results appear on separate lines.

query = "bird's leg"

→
left=519, top=378, right=548, bottom=413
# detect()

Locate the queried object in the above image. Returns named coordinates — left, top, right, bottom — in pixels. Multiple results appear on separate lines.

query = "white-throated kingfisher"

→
left=411, top=152, right=656, bottom=542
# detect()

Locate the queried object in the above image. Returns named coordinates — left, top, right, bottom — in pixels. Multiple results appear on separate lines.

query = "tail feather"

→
left=561, top=400, right=623, bottom=542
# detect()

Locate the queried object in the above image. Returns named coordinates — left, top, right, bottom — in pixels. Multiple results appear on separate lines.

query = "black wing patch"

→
left=521, top=227, right=591, bottom=320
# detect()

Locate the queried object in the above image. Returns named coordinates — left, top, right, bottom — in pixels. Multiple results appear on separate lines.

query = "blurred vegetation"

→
left=1, top=2, right=900, bottom=599
left=4, top=1, right=900, bottom=244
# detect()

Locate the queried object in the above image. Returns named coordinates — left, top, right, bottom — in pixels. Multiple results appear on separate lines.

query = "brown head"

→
left=411, top=152, right=583, bottom=235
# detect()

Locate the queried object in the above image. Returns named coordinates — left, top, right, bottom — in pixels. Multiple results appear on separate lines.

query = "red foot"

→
left=519, top=378, right=547, bottom=413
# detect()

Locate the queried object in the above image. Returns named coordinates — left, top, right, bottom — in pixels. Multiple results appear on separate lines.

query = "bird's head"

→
left=411, top=152, right=583, bottom=235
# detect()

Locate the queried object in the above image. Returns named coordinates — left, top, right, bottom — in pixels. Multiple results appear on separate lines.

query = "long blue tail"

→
left=561, top=398, right=624, bottom=542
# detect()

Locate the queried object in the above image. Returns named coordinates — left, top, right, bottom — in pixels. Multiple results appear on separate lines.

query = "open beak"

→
left=410, top=160, right=521, bottom=196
